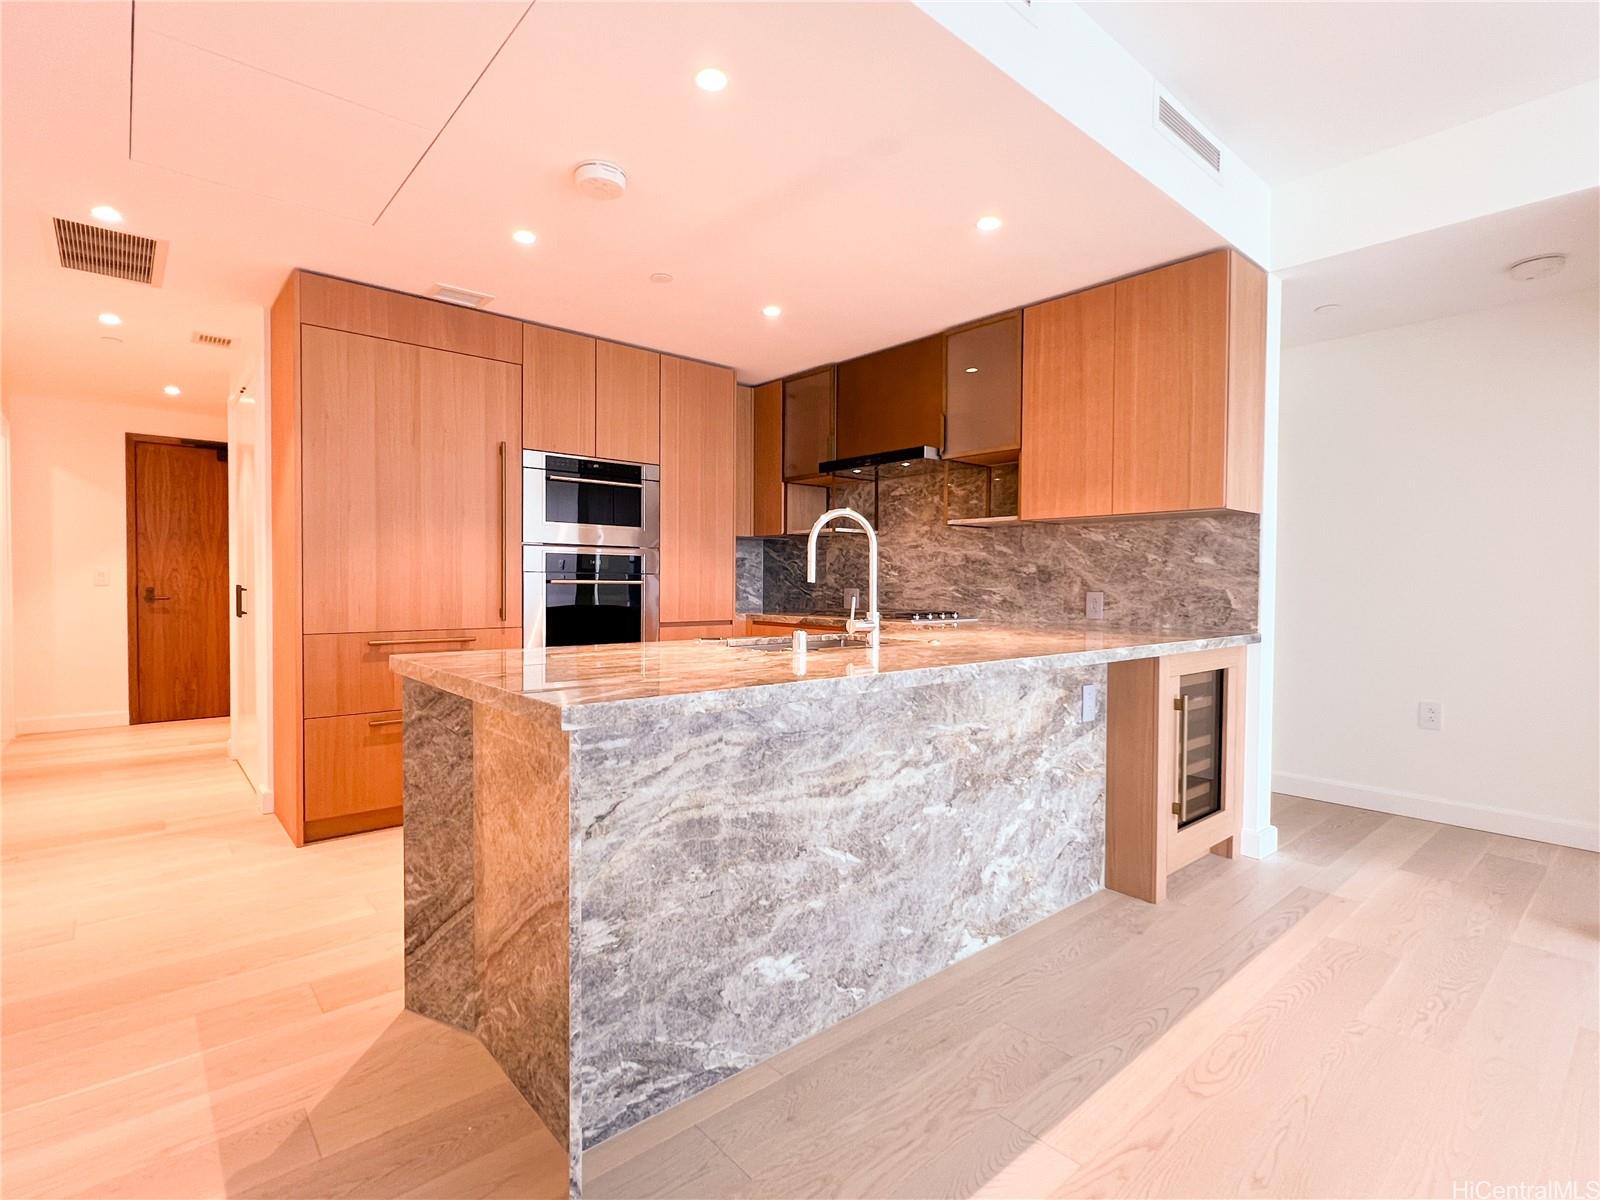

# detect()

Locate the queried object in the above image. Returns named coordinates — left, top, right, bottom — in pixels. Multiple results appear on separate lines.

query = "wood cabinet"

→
left=1019, top=285, right=1116, bottom=520
left=596, top=340, right=660, bottom=463
left=301, top=327, right=520, bottom=635
left=660, top=355, right=736, bottom=625
left=1019, top=249, right=1265, bottom=520
left=740, top=381, right=832, bottom=536
left=944, top=312, right=1021, bottom=465
left=523, top=327, right=662, bottom=464
left=523, top=325, right=596, bottom=457
left=782, top=368, right=835, bottom=482
left=272, top=271, right=522, bottom=846
left=835, top=334, right=943, bottom=460
left=1105, top=646, right=1246, bottom=904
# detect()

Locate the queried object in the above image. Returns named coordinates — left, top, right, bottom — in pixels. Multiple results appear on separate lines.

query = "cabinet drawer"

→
left=304, top=712, right=404, bottom=828
left=304, top=628, right=521, bottom=718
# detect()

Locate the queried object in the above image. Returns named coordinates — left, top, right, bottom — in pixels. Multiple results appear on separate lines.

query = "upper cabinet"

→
left=1020, top=249, right=1265, bottom=520
left=523, top=325, right=595, bottom=458
left=835, top=334, right=943, bottom=460
left=944, top=312, right=1021, bottom=465
left=660, top=356, right=736, bottom=625
left=596, top=340, right=661, bottom=463
left=782, top=367, right=835, bottom=482
left=523, top=325, right=662, bottom=464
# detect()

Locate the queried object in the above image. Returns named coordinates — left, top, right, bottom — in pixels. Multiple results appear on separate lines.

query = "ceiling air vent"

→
left=53, top=217, right=166, bottom=284
left=191, top=331, right=233, bottom=349
left=1155, top=94, right=1222, bottom=177
left=428, top=283, right=494, bottom=309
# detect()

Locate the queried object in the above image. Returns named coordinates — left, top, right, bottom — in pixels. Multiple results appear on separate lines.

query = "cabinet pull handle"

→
left=546, top=474, right=644, bottom=489
left=498, top=440, right=508, bottom=622
left=368, top=716, right=403, bottom=728
left=143, top=586, right=174, bottom=603
left=365, top=636, right=477, bottom=647
left=1171, top=696, right=1189, bottom=823
left=235, top=584, right=248, bottom=618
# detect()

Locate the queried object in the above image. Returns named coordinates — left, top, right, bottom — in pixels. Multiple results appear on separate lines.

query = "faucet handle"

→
left=848, top=593, right=858, bottom=627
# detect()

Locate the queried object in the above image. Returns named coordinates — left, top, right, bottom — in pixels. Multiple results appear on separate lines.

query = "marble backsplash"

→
left=738, top=467, right=1259, bottom=633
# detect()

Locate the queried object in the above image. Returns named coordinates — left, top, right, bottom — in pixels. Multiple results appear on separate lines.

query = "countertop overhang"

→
left=391, top=622, right=1259, bottom=729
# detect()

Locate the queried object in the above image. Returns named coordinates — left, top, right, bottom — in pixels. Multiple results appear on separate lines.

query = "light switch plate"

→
left=1081, top=683, right=1100, bottom=721
left=1418, top=701, right=1442, bottom=731
left=1085, top=591, right=1105, bottom=620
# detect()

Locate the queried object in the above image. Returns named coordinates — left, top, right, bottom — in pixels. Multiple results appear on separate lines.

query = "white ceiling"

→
left=0, top=0, right=1224, bottom=410
left=1080, top=1, right=1600, bottom=183
left=1282, top=187, right=1599, bottom=346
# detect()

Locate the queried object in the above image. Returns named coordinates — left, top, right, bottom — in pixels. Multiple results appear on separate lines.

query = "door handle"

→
left=1171, top=696, right=1189, bottom=823
left=143, top=586, right=174, bottom=603
left=235, top=584, right=248, bottom=617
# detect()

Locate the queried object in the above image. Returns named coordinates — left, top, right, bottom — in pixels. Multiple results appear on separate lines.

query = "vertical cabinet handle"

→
left=235, top=584, right=248, bottom=617
left=497, top=441, right=508, bottom=622
left=1171, top=695, right=1189, bottom=823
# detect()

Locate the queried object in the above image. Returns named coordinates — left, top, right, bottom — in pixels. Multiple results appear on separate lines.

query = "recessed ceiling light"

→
left=90, top=204, right=123, bottom=224
left=1313, top=303, right=1342, bottom=314
left=97, top=312, right=122, bottom=326
left=975, top=215, right=1003, bottom=233
left=649, top=272, right=674, bottom=284
left=964, top=366, right=978, bottom=374
left=695, top=67, right=728, bottom=92
left=238, top=394, right=256, bottom=405
left=762, top=305, right=782, bottom=319
left=1507, top=253, right=1567, bottom=282
left=511, top=229, right=538, bottom=246
left=163, top=385, right=181, bottom=396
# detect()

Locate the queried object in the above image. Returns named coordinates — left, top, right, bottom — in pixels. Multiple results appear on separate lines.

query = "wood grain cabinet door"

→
left=660, top=356, right=736, bottom=625
left=1111, top=251, right=1229, bottom=514
left=523, top=324, right=596, bottom=456
left=751, top=381, right=785, bottom=535
left=595, top=340, right=660, bottom=463
left=1018, top=285, right=1116, bottom=520
left=835, top=334, right=943, bottom=460
left=301, top=326, right=520, bottom=634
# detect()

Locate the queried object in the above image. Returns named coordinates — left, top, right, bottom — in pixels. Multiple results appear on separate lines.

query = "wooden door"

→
left=1018, top=285, right=1116, bottom=520
left=300, top=326, right=521, bottom=635
left=595, top=340, right=660, bottom=463
left=660, top=356, right=736, bottom=625
left=752, top=381, right=785, bottom=535
left=1111, top=251, right=1229, bottom=514
left=523, top=324, right=596, bottom=455
left=127, top=437, right=230, bottom=723
left=835, top=334, right=943, bottom=459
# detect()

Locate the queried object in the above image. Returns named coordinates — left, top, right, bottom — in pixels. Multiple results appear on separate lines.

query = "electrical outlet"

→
left=1081, top=683, right=1100, bottom=721
left=93, top=569, right=109, bottom=587
left=1085, top=591, right=1105, bottom=620
left=845, top=587, right=860, bottom=610
left=1418, top=701, right=1443, bottom=731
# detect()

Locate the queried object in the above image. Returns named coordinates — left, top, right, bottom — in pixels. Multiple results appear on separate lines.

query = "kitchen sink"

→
left=723, top=633, right=873, bottom=653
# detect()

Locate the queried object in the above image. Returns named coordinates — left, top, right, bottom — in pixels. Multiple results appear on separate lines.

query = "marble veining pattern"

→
left=734, top=537, right=765, bottom=613
left=568, top=655, right=1107, bottom=1146
left=762, top=468, right=1259, bottom=631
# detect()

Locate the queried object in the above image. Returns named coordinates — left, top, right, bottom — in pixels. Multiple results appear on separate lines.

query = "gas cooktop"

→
left=808, top=607, right=978, bottom=625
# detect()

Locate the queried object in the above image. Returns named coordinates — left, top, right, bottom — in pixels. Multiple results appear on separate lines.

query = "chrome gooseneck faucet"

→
left=805, top=507, right=880, bottom=644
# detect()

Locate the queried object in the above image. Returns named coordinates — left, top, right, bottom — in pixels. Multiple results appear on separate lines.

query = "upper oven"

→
left=523, top=450, right=660, bottom=549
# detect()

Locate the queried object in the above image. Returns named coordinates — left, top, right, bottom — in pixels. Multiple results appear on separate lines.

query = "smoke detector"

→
left=574, top=160, right=627, bottom=200
left=1506, top=254, right=1566, bottom=282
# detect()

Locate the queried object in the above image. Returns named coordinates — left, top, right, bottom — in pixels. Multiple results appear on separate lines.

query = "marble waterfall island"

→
left=391, top=625, right=1256, bottom=1194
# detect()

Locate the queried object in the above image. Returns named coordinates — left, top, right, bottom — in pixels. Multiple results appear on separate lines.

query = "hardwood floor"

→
left=2, top=723, right=1595, bottom=1198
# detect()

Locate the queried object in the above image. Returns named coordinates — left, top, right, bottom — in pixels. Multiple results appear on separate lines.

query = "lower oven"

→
left=523, top=545, right=660, bottom=650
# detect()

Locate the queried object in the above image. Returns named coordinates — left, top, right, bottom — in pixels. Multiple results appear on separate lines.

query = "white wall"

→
left=7, top=393, right=228, bottom=734
left=1275, top=289, right=1600, bottom=849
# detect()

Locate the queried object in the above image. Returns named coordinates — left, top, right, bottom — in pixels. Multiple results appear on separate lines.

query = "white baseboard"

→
left=15, top=710, right=129, bottom=735
left=258, top=786, right=273, bottom=816
left=1273, top=771, right=1600, bottom=852
left=1240, top=823, right=1279, bottom=859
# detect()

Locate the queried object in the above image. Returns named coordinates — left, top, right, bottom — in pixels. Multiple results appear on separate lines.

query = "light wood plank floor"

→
left=2, top=723, right=1595, bottom=1198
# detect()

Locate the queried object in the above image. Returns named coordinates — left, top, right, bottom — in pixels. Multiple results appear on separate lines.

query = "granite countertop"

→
left=391, top=621, right=1259, bottom=729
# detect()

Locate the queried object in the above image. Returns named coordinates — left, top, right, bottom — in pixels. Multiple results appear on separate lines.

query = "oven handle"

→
left=546, top=579, right=645, bottom=587
left=546, top=474, right=645, bottom=489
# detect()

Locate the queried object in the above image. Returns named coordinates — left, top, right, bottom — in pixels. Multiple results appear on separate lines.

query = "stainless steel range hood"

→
left=817, top=444, right=941, bottom=483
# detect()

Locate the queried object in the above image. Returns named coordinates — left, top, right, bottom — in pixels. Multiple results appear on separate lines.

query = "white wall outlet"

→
left=1085, top=591, right=1105, bottom=620
left=93, top=568, right=109, bottom=587
left=1081, top=683, right=1100, bottom=721
left=1418, top=701, right=1443, bottom=731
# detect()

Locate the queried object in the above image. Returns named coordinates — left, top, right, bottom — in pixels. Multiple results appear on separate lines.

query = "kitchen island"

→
left=391, top=624, right=1256, bottom=1195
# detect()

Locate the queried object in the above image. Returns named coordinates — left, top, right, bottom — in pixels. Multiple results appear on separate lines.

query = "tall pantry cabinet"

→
left=271, top=272, right=522, bottom=845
